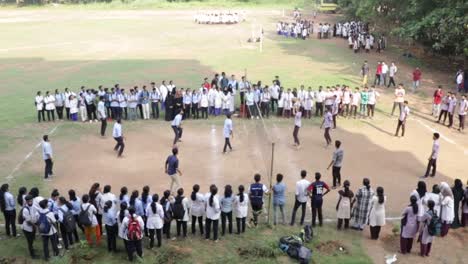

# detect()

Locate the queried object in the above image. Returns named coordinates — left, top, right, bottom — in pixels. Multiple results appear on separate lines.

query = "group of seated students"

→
left=194, top=11, right=245, bottom=24
left=2, top=173, right=466, bottom=261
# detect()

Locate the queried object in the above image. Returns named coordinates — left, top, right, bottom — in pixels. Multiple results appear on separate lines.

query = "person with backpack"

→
left=118, top=202, right=129, bottom=251
left=400, top=195, right=419, bottom=254
left=122, top=206, right=144, bottom=261
left=336, top=180, right=353, bottom=230
left=189, top=184, right=205, bottom=236
left=205, top=185, right=221, bottom=241
left=160, top=190, right=173, bottom=239
left=146, top=194, right=164, bottom=249
left=17, top=187, right=27, bottom=207
left=368, top=187, right=386, bottom=240
left=21, top=195, right=38, bottom=259
left=81, top=194, right=101, bottom=246
left=68, top=189, right=83, bottom=239
left=234, top=185, right=249, bottom=234
left=47, top=189, right=60, bottom=220
left=418, top=199, right=436, bottom=257
left=220, top=185, right=234, bottom=235
left=57, top=197, right=76, bottom=250
left=38, top=199, right=59, bottom=261
left=0, top=184, right=17, bottom=237
left=307, top=172, right=331, bottom=227
left=173, top=188, right=189, bottom=238
left=103, top=200, right=118, bottom=252
left=249, top=174, right=268, bottom=227
left=140, top=186, right=152, bottom=237
left=89, top=183, right=104, bottom=236
left=272, top=174, right=286, bottom=225
left=439, top=182, right=454, bottom=237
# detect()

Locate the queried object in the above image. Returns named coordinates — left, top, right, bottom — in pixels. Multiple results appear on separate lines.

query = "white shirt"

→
left=324, top=112, right=333, bottom=128
left=145, top=203, right=164, bottom=229
left=368, top=90, right=379, bottom=105
left=190, top=193, right=206, bottom=217
left=440, top=196, right=454, bottom=223
left=101, top=192, right=118, bottom=215
left=121, top=214, right=145, bottom=240
left=205, top=194, right=221, bottom=220
left=459, top=99, right=467, bottom=115
left=42, top=141, right=53, bottom=160
left=35, top=95, right=44, bottom=111
left=295, top=179, right=311, bottom=203
left=223, top=118, right=233, bottom=138
left=234, top=194, right=249, bottom=218
left=431, top=140, right=440, bottom=159
left=81, top=203, right=98, bottom=227
left=399, top=106, right=410, bottom=121
left=381, top=64, right=389, bottom=74
left=294, top=111, right=302, bottom=127
left=97, top=101, right=106, bottom=119
left=21, top=205, right=38, bottom=232
left=112, top=123, right=122, bottom=138
left=394, top=88, right=405, bottom=103
left=172, top=114, right=183, bottom=127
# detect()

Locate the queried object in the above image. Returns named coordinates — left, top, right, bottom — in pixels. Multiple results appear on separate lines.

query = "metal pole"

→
left=267, top=142, right=275, bottom=225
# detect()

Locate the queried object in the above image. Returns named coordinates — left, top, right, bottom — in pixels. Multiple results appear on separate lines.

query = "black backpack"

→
left=17, top=206, right=29, bottom=225
left=172, top=197, right=185, bottom=220
left=60, top=208, right=76, bottom=232
left=78, top=205, right=92, bottom=227
left=162, top=200, right=173, bottom=224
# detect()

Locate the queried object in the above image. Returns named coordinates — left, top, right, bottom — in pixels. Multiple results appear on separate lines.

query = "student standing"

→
left=69, top=95, right=78, bottom=122
left=57, top=197, right=75, bottom=250
left=150, top=85, right=160, bottom=119
left=292, top=106, right=303, bottom=149
left=35, top=91, right=45, bottom=122
left=0, top=184, right=17, bottom=237
left=112, top=119, right=125, bottom=157
left=103, top=200, right=118, bottom=252
left=351, top=178, right=374, bottom=230
left=447, top=93, right=457, bottom=128
left=81, top=194, right=101, bottom=246
left=200, top=89, right=209, bottom=119
left=418, top=200, right=435, bottom=257
left=21, top=195, right=38, bottom=258
left=307, top=172, right=330, bottom=227
left=223, top=114, right=233, bottom=153
left=205, top=185, right=221, bottom=241
left=122, top=207, right=144, bottom=261
left=424, top=133, right=440, bottom=177
left=412, top=67, right=422, bottom=92
left=165, top=148, right=182, bottom=194
left=272, top=174, right=286, bottom=225
left=391, top=85, right=405, bottom=116
left=54, top=89, right=65, bottom=120
left=44, top=91, right=56, bottom=121
left=41, top=135, right=53, bottom=180
left=171, top=110, right=184, bottom=146
left=146, top=194, right=164, bottom=248
left=400, top=195, right=419, bottom=254
left=350, top=87, right=360, bottom=118
left=220, top=185, right=234, bottom=236
left=190, top=185, right=205, bottom=235
left=387, top=62, right=398, bottom=88
left=97, top=96, right=107, bottom=137
left=458, top=95, right=467, bottom=132
left=327, top=140, right=344, bottom=189
left=368, top=187, right=386, bottom=240
left=395, top=101, right=410, bottom=137
left=290, top=170, right=310, bottom=226
left=38, top=199, right=59, bottom=261
left=452, top=179, right=464, bottom=228
left=336, top=180, right=353, bottom=230
left=432, top=86, right=443, bottom=117
left=462, top=182, right=468, bottom=227
left=140, top=86, right=150, bottom=120
left=249, top=174, right=268, bottom=227
left=439, top=182, right=454, bottom=237
left=234, top=185, right=249, bottom=234
left=160, top=190, right=173, bottom=239
left=320, top=108, right=333, bottom=147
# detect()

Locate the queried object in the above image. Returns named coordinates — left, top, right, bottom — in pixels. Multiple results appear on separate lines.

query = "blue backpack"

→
left=38, top=212, right=51, bottom=235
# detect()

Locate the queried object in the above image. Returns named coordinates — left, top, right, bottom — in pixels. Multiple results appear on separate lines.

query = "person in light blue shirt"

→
left=272, top=174, right=286, bottom=225
left=0, top=184, right=17, bottom=237
left=57, top=197, right=75, bottom=250
left=129, top=190, right=144, bottom=217
left=220, top=185, right=234, bottom=235
left=103, top=200, right=118, bottom=252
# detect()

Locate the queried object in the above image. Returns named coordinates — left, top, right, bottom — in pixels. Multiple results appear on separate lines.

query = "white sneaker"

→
left=256, top=116, right=259, bottom=119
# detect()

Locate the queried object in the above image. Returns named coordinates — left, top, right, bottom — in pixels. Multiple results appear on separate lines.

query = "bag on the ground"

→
left=127, top=217, right=142, bottom=241
left=302, top=225, right=313, bottom=242
left=427, top=211, right=442, bottom=237
left=38, top=212, right=51, bottom=234
left=279, top=235, right=303, bottom=251
left=172, top=197, right=185, bottom=220
left=78, top=205, right=92, bottom=227
left=297, top=246, right=312, bottom=264
left=60, top=208, right=76, bottom=232
left=18, top=206, right=29, bottom=225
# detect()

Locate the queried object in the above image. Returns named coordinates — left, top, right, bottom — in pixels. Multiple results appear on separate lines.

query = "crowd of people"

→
left=194, top=11, right=245, bottom=24
left=432, top=86, right=467, bottom=132
left=276, top=20, right=314, bottom=40
left=1, top=169, right=467, bottom=261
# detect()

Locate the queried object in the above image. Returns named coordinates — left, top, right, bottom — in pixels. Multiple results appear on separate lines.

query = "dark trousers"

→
left=459, top=114, right=465, bottom=130
left=42, top=234, right=59, bottom=261
left=324, top=127, right=332, bottom=145
left=438, top=110, right=448, bottom=124
left=121, top=107, right=128, bottom=120
left=395, top=120, right=405, bottom=136
left=391, top=102, right=403, bottom=116
left=223, top=138, right=232, bottom=153
left=337, top=218, right=350, bottom=229
left=293, top=126, right=300, bottom=145
left=388, top=77, right=396, bottom=87
left=46, top=110, right=55, bottom=121
left=73, top=215, right=83, bottom=238
left=271, top=98, right=278, bottom=112
left=3, top=210, right=17, bottom=236
left=261, top=102, right=270, bottom=117
left=23, top=230, right=36, bottom=257
left=201, top=107, right=208, bottom=119
left=419, top=242, right=432, bottom=257
left=290, top=199, right=306, bottom=225
left=240, top=92, right=245, bottom=105
left=333, top=114, right=337, bottom=128
left=192, top=104, right=199, bottom=119
left=126, top=239, right=142, bottom=261
left=205, top=218, right=219, bottom=241
left=191, top=216, right=204, bottom=235
left=370, top=225, right=381, bottom=239
left=37, top=110, right=45, bottom=122
left=315, top=102, right=323, bottom=116
left=56, top=106, right=64, bottom=120
left=400, top=236, right=414, bottom=254
left=86, top=104, right=96, bottom=121
left=236, top=217, right=246, bottom=234
left=184, top=104, right=191, bottom=119
left=221, top=211, right=233, bottom=235
left=342, top=104, right=349, bottom=117
left=100, top=118, right=107, bottom=136
left=151, top=102, right=160, bottom=119
left=311, top=200, right=323, bottom=226
left=44, top=159, right=53, bottom=179
left=148, top=228, right=162, bottom=248
left=106, top=106, right=112, bottom=119
left=163, top=221, right=171, bottom=239
left=351, top=105, right=358, bottom=117
left=97, top=214, right=103, bottom=235
left=425, top=158, right=436, bottom=177
left=65, top=107, right=70, bottom=120
left=105, top=224, right=118, bottom=252
left=59, top=222, right=74, bottom=249
left=176, top=220, right=187, bottom=237
left=172, top=126, right=183, bottom=145
left=374, top=74, right=381, bottom=85
left=448, top=113, right=454, bottom=127
left=367, top=104, right=375, bottom=117
left=138, top=104, right=143, bottom=119
left=332, top=166, right=341, bottom=187
left=113, top=137, right=125, bottom=157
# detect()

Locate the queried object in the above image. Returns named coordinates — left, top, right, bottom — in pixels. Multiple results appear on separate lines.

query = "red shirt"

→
left=203, top=82, right=211, bottom=90
left=376, top=64, right=382, bottom=74
left=413, top=69, right=422, bottom=81
left=433, top=89, right=443, bottom=104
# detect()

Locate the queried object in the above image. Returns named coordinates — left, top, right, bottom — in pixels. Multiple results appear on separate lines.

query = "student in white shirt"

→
left=205, top=185, right=221, bottom=241
left=233, top=185, right=249, bottom=234
left=81, top=194, right=101, bottom=246
left=223, top=114, right=233, bottom=153
left=146, top=194, right=164, bottom=248
left=367, top=86, right=380, bottom=118
left=424, top=133, right=440, bottom=178
left=41, top=135, right=53, bottom=180
left=270, top=80, right=280, bottom=112
left=439, top=182, right=454, bottom=237
left=119, top=89, right=128, bottom=121
left=57, top=197, right=75, bottom=250
left=200, top=89, right=209, bottom=119
left=261, top=87, right=271, bottom=118
left=171, top=109, right=184, bottom=146
left=21, top=195, right=38, bottom=258
left=304, top=87, right=314, bottom=118
left=292, top=106, right=303, bottom=148
left=447, top=93, right=457, bottom=128
left=395, top=101, right=410, bottom=137
left=190, top=185, right=205, bottom=236
left=35, top=91, right=45, bottom=122
left=121, top=207, right=144, bottom=261
left=69, top=94, right=78, bottom=122
left=191, top=90, right=200, bottom=119
left=44, top=91, right=56, bottom=121
left=150, top=84, right=160, bottom=119
left=290, top=170, right=310, bottom=225
left=458, top=95, right=467, bottom=131
left=283, top=89, right=293, bottom=118
left=321, top=108, right=333, bottom=146
left=315, top=87, right=325, bottom=117
left=64, top=88, right=74, bottom=120
left=38, top=199, right=59, bottom=261
left=112, top=119, right=124, bottom=157
left=391, top=84, right=406, bottom=116
left=388, top=62, right=398, bottom=88
left=54, top=89, right=65, bottom=120
left=97, top=96, right=107, bottom=137
left=173, top=188, right=190, bottom=239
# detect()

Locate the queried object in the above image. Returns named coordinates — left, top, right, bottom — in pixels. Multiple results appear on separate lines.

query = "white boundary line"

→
left=5, top=125, right=59, bottom=181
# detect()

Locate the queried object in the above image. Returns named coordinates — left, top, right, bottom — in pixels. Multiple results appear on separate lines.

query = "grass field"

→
left=0, top=3, right=467, bottom=264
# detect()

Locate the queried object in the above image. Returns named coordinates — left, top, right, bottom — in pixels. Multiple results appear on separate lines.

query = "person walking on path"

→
left=171, top=109, right=184, bottom=146
left=112, top=119, right=124, bottom=157
left=395, top=101, right=410, bottom=137
left=223, top=114, right=233, bottom=153
left=327, top=140, right=344, bottom=189
left=42, top=135, right=54, bottom=180
left=165, top=147, right=182, bottom=194
left=424, top=133, right=440, bottom=178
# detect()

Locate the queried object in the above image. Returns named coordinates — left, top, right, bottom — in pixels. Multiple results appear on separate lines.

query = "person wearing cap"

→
left=22, top=195, right=38, bottom=259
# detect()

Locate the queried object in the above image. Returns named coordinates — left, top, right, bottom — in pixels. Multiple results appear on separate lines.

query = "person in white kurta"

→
left=368, top=192, right=386, bottom=240
left=44, top=92, right=56, bottom=121
left=233, top=187, right=249, bottom=234
left=146, top=195, right=164, bottom=248
left=190, top=187, right=205, bottom=235
left=35, top=92, right=45, bottom=122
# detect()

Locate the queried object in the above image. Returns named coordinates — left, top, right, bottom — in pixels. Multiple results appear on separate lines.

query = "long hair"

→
left=409, top=195, right=418, bottom=215
left=120, top=187, right=128, bottom=201
left=343, top=180, right=351, bottom=197
left=238, top=185, right=245, bottom=203
left=119, top=202, right=128, bottom=222
left=17, top=187, right=27, bottom=206
left=224, top=185, right=232, bottom=198
left=416, top=181, right=427, bottom=198
left=209, top=185, right=218, bottom=207
left=0, top=184, right=8, bottom=212
left=141, top=186, right=150, bottom=204
left=130, top=190, right=139, bottom=207
left=376, top=187, right=384, bottom=204
left=191, top=184, right=200, bottom=201
left=363, top=178, right=370, bottom=190
left=151, top=194, right=159, bottom=214
left=68, top=189, right=77, bottom=201
left=88, top=183, right=100, bottom=205
left=161, top=190, right=171, bottom=205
